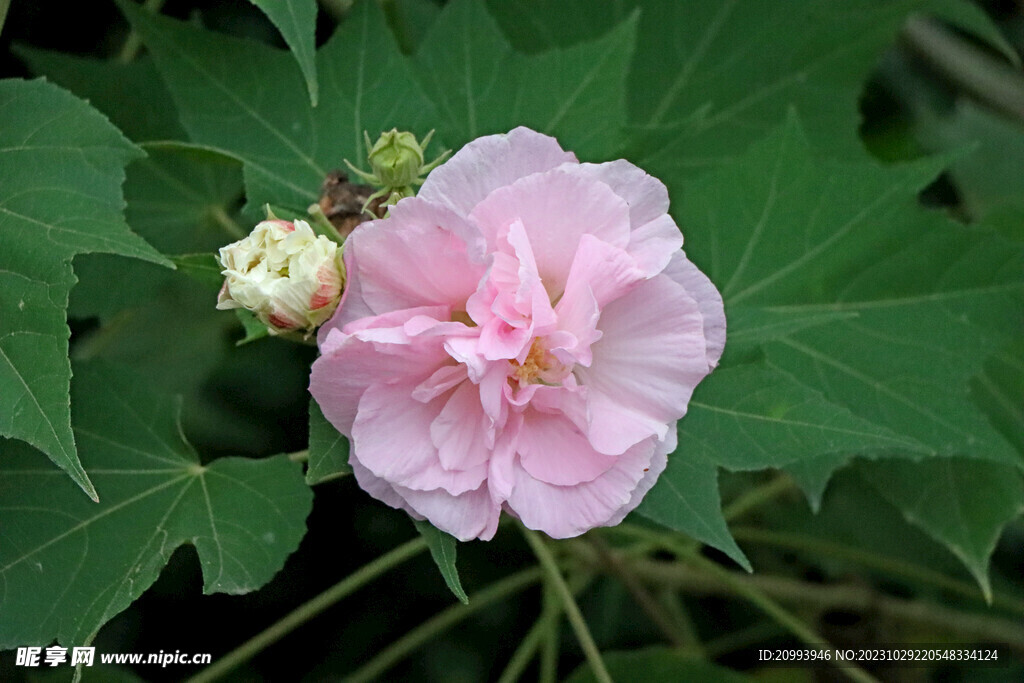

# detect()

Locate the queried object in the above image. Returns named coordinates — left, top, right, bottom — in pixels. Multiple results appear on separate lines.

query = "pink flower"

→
left=309, top=127, right=725, bottom=541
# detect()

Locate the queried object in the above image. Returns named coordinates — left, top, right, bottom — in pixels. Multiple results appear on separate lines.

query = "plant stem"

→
left=496, top=611, right=552, bottom=683
left=345, top=567, right=543, bottom=683
left=683, top=553, right=879, bottom=683
left=731, top=526, right=1024, bottom=616
left=287, top=449, right=309, bottom=463
left=186, top=537, right=428, bottom=683
left=521, top=527, right=613, bottom=683
left=587, top=535, right=687, bottom=647
left=496, top=572, right=588, bottom=683
left=0, top=0, right=11, bottom=39
left=317, top=0, right=353, bottom=22
left=618, top=555, right=1024, bottom=653
left=539, top=579, right=560, bottom=683
left=117, top=0, right=165, bottom=64
left=210, top=205, right=246, bottom=240
left=901, top=14, right=1024, bottom=122
left=722, top=473, right=795, bottom=522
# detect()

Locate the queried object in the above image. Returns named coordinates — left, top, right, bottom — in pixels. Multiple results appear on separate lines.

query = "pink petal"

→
left=507, top=437, right=659, bottom=539
left=468, top=169, right=631, bottom=297
left=627, top=214, right=684, bottom=277
left=578, top=274, right=712, bottom=455
left=396, top=481, right=501, bottom=541
left=346, top=200, right=486, bottom=316
left=664, top=251, right=727, bottom=367
left=311, top=309, right=452, bottom=435
left=554, top=235, right=644, bottom=365
left=564, top=159, right=670, bottom=228
left=431, top=380, right=493, bottom=471
left=418, top=127, right=577, bottom=216
left=351, top=458, right=500, bottom=541
left=604, top=430, right=674, bottom=527
left=517, top=407, right=617, bottom=486
left=351, top=382, right=487, bottom=495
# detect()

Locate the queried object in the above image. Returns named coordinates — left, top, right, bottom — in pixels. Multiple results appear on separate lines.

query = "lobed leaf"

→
left=248, top=0, right=320, bottom=106
left=415, top=0, right=638, bottom=159
left=0, top=79, right=171, bottom=499
left=120, top=0, right=437, bottom=214
left=0, top=363, right=313, bottom=648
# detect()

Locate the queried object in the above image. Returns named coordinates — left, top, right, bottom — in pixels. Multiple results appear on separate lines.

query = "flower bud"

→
left=216, top=219, right=344, bottom=335
left=366, top=129, right=425, bottom=189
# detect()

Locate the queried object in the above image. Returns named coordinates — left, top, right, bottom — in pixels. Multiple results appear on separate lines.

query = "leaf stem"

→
left=901, top=14, right=1024, bottom=122
left=521, top=526, right=613, bottom=683
left=117, top=0, right=165, bottom=64
left=722, top=473, right=795, bottom=522
left=539, top=579, right=560, bottom=683
left=616, top=555, right=1024, bottom=654
left=496, top=572, right=588, bottom=683
left=731, top=526, right=1024, bottom=615
left=345, top=567, right=543, bottom=683
left=316, top=0, right=353, bottom=22
left=209, top=205, right=246, bottom=240
left=587, top=535, right=688, bottom=646
left=287, top=449, right=309, bottom=463
left=682, top=552, right=879, bottom=683
left=0, top=0, right=11, bottom=39
left=186, top=537, right=428, bottom=683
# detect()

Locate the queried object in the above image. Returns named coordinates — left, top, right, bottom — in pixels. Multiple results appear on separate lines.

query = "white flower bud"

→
left=216, top=219, right=343, bottom=335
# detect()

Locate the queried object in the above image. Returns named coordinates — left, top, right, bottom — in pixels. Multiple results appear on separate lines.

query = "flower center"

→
left=509, top=338, right=568, bottom=387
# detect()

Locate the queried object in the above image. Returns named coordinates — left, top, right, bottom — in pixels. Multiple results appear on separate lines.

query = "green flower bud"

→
left=366, top=129, right=426, bottom=188
left=344, top=129, right=451, bottom=216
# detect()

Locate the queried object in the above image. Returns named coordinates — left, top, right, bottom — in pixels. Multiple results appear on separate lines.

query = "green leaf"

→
left=782, top=453, right=851, bottom=513
left=564, top=648, right=750, bottom=683
left=171, top=253, right=224, bottom=291
left=233, top=309, right=271, bottom=346
left=414, top=0, right=638, bottom=159
left=627, top=0, right=923, bottom=186
left=915, top=101, right=1024, bottom=220
left=859, top=457, right=1024, bottom=600
left=487, top=0, right=637, bottom=53
left=412, top=519, right=470, bottom=604
left=683, top=115, right=1023, bottom=469
left=725, top=307, right=858, bottom=352
left=678, top=114, right=1023, bottom=583
left=248, top=0, right=320, bottom=106
left=0, top=79, right=172, bottom=500
left=120, top=0, right=437, bottom=214
left=0, top=362, right=313, bottom=648
left=683, top=364, right=929, bottom=471
left=635, top=451, right=749, bottom=571
left=306, top=398, right=351, bottom=485
left=15, top=49, right=186, bottom=141
left=972, top=340, right=1024, bottom=458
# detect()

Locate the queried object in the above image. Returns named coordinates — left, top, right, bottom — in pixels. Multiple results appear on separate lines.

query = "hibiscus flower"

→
left=310, top=127, right=725, bottom=541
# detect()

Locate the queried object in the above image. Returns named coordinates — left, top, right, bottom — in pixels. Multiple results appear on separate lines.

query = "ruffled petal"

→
left=352, top=458, right=500, bottom=542
left=578, top=274, right=712, bottom=455
left=344, top=199, right=486, bottom=317
left=311, top=307, right=453, bottom=435
left=431, top=380, right=493, bottom=472
left=396, top=481, right=501, bottom=541
left=507, top=437, right=658, bottom=539
left=418, top=126, right=577, bottom=216
left=351, top=382, right=487, bottom=495
left=468, top=168, right=632, bottom=297
left=664, top=251, right=727, bottom=367
left=563, top=159, right=670, bottom=229
left=517, top=407, right=617, bottom=486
